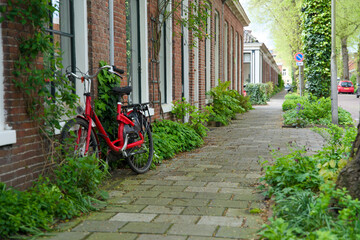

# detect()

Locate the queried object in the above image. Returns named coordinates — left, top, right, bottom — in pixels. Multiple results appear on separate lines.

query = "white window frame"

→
left=205, top=8, right=211, bottom=102
left=214, top=11, right=220, bottom=86
left=230, top=27, right=233, bottom=89
left=0, top=23, right=16, bottom=146
left=224, top=21, right=228, bottom=82
left=159, top=1, right=173, bottom=113
left=235, top=32, right=238, bottom=91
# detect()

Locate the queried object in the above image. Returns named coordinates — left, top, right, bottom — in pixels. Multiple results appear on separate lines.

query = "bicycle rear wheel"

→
left=126, top=114, right=153, bottom=174
left=60, top=117, right=99, bottom=158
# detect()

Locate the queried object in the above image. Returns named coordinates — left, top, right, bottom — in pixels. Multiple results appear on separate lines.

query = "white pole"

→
left=109, top=0, right=114, bottom=65
left=299, top=65, right=302, bottom=96
left=331, top=0, right=338, bottom=124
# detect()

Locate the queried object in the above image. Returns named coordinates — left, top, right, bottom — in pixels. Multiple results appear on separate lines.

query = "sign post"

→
left=295, top=52, right=304, bottom=96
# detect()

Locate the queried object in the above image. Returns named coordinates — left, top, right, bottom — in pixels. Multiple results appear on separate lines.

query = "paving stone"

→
left=187, top=237, right=230, bottom=240
left=153, top=214, right=200, bottom=224
left=118, top=185, right=153, bottom=191
left=245, top=173, right=262, bottom=179
left=164, top=176, right=194, bottom=181
left=108, top=191, right=125, bottom=198
left=104, top=204, right=146, bottom=213
left=108, top=197, right=134, bottom=205
left=45, top=232, right=90, bottom=240
left=216, top=226, right=259, bottom=239
left=141, top=205, right=185, bottom=214
left=167, top=224, right=217, bottom=236
left=225, top=208, right=249, bottom=217
left=137, top=235, right=187, bottom=240
left=233, top=193, right=264, bottom=201
left=219, top=188, right=253, bottom=194
left=123, top=191, right=161, bottom=198
left=142, top=180, right=174, bottom=185
left=173, top=181, right=207, bottom=187
left=170, top=198, right=210, bottom=207
left=184, top=186, right=219, bottom=193
left=72, top=220, right=126, bottom=232
left=206, top=182, right=239, bottom=188
left=133, top=197, right=173, bottom=206
left=182, top=206, right=225, bottom=216
left=197, top=216, right=244, bottom=227
left=196, top=164, right=222, bottom=169
left=119, top=222, right=171, bottom=234
left=87, top=212, right=117, bottom=221
left=160, top=191, right=197, bottom=199
left=109, top=213, right=157, bottom=222
left=151, top=185, right=187, bottom=192
left=194, top=192, right=232, bottom=200
left=86, top=232, right=137, bottom=240
left=211, top=199, right=248, bottom=208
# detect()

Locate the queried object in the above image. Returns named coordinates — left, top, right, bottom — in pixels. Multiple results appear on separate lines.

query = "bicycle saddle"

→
left=112, top=86, right=132, bottom=95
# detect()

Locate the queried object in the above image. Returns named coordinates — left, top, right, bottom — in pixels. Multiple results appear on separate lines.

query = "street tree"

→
left=248, top=0, right=304, bottom=73
left=302, top=0, right=331, bottom=98
left=335, top=0, right=360, bottom=81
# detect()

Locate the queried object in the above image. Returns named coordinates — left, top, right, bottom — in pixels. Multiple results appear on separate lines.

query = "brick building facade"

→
left=0, top=0, right=250, bottom=189
left=243, top=30, right=280, bottom=85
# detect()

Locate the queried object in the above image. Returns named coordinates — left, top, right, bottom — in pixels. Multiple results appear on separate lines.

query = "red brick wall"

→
left=0, top=2, right=45, bottom=189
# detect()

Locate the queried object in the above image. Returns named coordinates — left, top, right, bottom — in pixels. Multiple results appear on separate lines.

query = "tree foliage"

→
left=248, top=0, right=303, bottom=69
left=302, top=0, right=331, bottom=98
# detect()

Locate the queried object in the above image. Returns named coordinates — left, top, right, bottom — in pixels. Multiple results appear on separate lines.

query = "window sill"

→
left=161, top=103, right=173, bottom=113
left=0, top=130, right=16, bottom=146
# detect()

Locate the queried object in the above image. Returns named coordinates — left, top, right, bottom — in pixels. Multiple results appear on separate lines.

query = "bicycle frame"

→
left=79, top=93, right=144, bottom=155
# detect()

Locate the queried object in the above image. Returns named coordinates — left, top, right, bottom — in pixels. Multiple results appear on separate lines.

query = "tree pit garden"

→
left=282, top=93, right=353, bottom=128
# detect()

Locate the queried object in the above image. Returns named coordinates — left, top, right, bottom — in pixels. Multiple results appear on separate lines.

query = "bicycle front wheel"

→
left=60, top=117, right=99, bottom=159
left=126, top=118, right=153, bottom=174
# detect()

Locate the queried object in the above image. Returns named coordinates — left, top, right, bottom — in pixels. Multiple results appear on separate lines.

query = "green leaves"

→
left=302, top=0, right=331, bottom=98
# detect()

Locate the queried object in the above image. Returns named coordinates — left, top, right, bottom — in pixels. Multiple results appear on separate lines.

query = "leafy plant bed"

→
left=282, top=93, right=353, bottom=128
left=259, top=125, right=359, bottom=239
left=0, top=155, right=109, bottom=239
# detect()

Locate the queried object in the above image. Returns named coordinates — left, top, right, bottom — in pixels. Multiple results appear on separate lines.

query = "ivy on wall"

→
left=301, top=0, right=331, bottom=98
left=0, top=0, right=78, bottom=136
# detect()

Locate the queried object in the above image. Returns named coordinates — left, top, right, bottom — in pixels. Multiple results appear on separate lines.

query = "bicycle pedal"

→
left=127, top=149, right=146, bottom=157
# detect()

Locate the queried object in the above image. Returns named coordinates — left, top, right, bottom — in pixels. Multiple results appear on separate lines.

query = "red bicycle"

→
left=60, top=65, right=153, bottom=174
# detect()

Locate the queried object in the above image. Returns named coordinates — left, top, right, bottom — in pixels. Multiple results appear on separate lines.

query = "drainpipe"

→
left=221, top=0, right=228, bottom=82
left=109, top=0, right=114, bottom=65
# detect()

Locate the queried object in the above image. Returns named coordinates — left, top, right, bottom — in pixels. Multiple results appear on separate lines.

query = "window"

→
left=230, top=27, right=233, bottom=89
left=48, top=0, right=75, bottom=95
left=214, top=11, right=220, bottom=86
left=235, top=32, right=238, bottom=91
left=282, top=69, right=287, bottom=76
left=159, top=1, right=172, bottom=110
left=126, top=0, right=148, bottom=104
left=126, top=0, right=140, bottom=104
left=224, top=21, right=228, bottom=82
left=205, top=8, right=211, bottom=94
left=0, top=24, right=16, bottom=146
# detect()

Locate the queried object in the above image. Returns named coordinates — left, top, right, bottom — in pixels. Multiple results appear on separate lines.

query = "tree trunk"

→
left=336, top=123, right=360, bottom=199
left=341, top=37, right=349, bottom=81
left=357, top=43, right=360, bottom=85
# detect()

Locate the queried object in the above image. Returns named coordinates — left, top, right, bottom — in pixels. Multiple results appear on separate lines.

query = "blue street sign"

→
left=295, top=52, right=304, bottom=62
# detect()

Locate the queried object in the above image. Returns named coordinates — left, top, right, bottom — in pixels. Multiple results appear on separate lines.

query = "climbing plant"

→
left=0, top=0, right=78, bottom=136
left=301, top=0, right=331, bottom=98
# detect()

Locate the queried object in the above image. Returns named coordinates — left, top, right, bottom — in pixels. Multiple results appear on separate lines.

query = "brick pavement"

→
left=46, top=91, right=324, bottom=240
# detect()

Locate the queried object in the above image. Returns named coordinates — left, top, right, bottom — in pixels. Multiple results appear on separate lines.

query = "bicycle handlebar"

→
left=66, top=65, right=124, bottom=80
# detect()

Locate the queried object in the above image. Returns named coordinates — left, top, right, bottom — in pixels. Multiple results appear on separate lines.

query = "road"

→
left=338, top=93, right=360, bottom=125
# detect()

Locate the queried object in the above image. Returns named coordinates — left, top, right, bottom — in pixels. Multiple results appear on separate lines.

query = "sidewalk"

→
left=48, top=91, right=325, bottom=240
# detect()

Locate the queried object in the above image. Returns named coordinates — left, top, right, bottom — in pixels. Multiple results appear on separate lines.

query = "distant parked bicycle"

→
left=60, top=65, right=153, bottom=174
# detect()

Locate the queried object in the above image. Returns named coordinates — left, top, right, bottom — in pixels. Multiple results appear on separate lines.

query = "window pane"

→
left=126, top=0, right=141, bottom=104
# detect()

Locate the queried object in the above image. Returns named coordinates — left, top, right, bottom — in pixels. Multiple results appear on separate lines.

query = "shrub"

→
left=171, top=98, right=214, bottom=137
left=0, top=155, right=108, bottom=239
left=152, top=120, right=203, bottom=161
left=208, top=81, right=246, bottom=125
left=282, top=94, right=354, bottom=127
left=245, top=83, right=268, bottom=105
